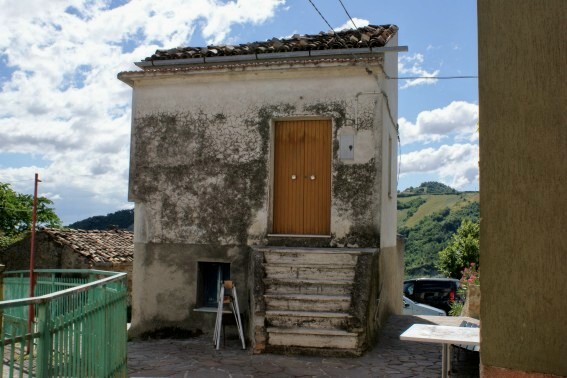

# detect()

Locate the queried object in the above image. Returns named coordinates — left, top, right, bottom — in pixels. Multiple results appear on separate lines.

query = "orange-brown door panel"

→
left=303, top=120, right=331, bottom=235
left=273, top=121, right=305, bottom=234
left=273, top=120, right=331, bottom=235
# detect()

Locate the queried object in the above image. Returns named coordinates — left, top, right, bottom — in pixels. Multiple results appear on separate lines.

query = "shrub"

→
left=437, top=219, right=479, bottom=278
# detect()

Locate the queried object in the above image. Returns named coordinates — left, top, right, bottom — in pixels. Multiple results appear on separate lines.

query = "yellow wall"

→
left=478, top=0, right=567, bottom=376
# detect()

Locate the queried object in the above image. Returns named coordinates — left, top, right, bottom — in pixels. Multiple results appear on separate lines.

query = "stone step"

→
left=266, top=310, right=353, bottom=330
left=263, top=248, right=359, bottom=266
left=266, top=327, right=359, bottom=350
left=264, top=264, right=355, bottom=281
left=264, top=278, right=353, bottom=296
left=264, top=294, right=351, bottom=312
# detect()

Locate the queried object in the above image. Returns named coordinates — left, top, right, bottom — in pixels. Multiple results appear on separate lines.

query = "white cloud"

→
left=400, top=143, right=479, bottom=190
left=0, top=0, right=285, bottom=224
left=399, top=101, right=478, bottom=145
left=335, top=18, right=369, bottom=31
left=398, top=53, right=439, bottom=89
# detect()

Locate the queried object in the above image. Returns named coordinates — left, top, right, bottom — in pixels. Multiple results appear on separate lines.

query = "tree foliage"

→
left=0, top=182, right=61, bottom=237
left=437, top=219, right=480, bottom=279
left=399, top=181, right=458, bottom=197
left=400, top=201, right=479, bottom=278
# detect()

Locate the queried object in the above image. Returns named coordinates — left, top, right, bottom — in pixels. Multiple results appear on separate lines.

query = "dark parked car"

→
left=403, top=278, right=462, bottom=313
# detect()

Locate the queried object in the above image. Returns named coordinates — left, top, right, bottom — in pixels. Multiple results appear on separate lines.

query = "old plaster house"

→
left=118, top=24, right=405, bottom=355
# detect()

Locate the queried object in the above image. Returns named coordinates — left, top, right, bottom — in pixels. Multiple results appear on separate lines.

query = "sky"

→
left=0, top=0, right=479, bottom=225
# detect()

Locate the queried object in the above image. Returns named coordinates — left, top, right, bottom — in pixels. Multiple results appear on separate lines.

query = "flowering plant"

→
left=460, top=262, right=480, bottom=292
left=449, top=262, right=480, bottom=316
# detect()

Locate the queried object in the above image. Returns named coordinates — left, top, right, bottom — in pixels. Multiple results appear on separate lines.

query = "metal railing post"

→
left=35, top=301, right=51, bottom=378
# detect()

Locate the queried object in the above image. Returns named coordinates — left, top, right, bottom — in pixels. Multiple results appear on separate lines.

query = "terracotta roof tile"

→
left=42, top=228, right=133, bottom=264
left=143, top=24, right=398, bottom=62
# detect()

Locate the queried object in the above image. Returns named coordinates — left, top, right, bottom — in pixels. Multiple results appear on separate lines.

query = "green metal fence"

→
left=1, top=269, right=128, bottom=377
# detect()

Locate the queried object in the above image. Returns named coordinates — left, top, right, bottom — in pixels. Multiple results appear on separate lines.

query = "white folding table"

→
left=400, top=323, right=479, bottom=377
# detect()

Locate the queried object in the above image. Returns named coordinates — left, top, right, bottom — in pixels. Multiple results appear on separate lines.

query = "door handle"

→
left=291, top=175, right=297, bottom=180
left=309, top=175, right=316, bottom=180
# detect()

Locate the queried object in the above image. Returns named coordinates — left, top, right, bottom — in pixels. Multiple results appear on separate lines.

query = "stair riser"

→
left=265, top=283, right=352, bottom=296
left=266, top=316, right=350, bottom=330
left=268, top=332, right=358, bottom=349
left=265, top=298, right=350, bottom=312
left=265, top=266, right=355, bottom=281
left=264, top=252, right=358, bottom=266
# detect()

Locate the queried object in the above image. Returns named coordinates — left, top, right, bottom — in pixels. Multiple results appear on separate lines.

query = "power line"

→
left=306, top=0, right=337, bottom=35
left=307, top=0, right=477, bottom=84
left=337, top=0, right=357, bottom=29
left=304, top=0, right=469, bottom=194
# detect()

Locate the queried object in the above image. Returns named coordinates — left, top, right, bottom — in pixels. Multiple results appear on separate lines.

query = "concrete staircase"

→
left=256, top=247, right=367, bottom=356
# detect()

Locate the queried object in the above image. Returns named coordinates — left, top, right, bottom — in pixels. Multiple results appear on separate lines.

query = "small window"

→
left=197, top=262, right=230, bottom=308
left=403, top=281, right=414, bottom=296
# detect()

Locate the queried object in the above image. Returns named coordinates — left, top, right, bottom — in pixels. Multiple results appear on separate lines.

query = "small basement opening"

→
left=197, top=262, right=230, bottom=308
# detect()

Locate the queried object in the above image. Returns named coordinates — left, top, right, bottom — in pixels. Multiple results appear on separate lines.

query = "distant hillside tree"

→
left=437, top=219, right=480, bottom=279
left=68, top=209, right=134, bottom=230
left=399, top=181, right=458, bottom=197
left=419, top=181, right=458, bottom=194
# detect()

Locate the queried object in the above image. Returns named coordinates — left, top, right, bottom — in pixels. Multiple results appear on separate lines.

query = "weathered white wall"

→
left=380, top=34, right=399, bottom=250
left=123, top=58, right=401, bottom=336
left=128, top=62, right=390, bottom=246
left=376, top=35, right=403, bottom=319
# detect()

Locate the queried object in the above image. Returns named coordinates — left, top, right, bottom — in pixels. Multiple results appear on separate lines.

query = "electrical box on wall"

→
left=339, top=134, right=355, bottom=160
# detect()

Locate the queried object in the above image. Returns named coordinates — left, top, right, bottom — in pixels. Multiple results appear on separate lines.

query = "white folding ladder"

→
left=213, top=280, right=246, bottom=350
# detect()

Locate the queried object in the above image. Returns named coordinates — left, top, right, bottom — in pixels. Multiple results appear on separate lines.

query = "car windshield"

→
left=415, top=281, right=452, bottom=293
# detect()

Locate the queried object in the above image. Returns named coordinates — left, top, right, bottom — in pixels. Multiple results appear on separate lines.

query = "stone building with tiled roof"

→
left=118, top=24, right=405, bottom=355
left=0, top=228, right=133, bottom=304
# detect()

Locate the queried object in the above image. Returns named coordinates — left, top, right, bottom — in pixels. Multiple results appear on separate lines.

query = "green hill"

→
left=67, top=209, right=134, bottom=230
left=398, top=182, right=479, bottom=278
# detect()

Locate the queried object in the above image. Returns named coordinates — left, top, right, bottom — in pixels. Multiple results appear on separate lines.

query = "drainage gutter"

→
left=134, top=46, right=408, bottom=68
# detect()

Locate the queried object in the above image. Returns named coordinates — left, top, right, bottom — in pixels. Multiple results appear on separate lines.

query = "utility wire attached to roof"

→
left=338, top=0, right=358, bottom=29
left=306, top=0, right=338, bottom=36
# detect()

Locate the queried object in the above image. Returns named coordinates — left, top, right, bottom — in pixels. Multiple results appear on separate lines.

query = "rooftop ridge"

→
left=39, top=228, right=133, bottom=264
left=141, top=24, right=398, bottom=63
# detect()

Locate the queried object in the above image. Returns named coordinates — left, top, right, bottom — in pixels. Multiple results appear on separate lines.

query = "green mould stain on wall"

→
left=131, top=104, right=298, bottom=245
left=332, top=158, right=380, bottom=248
left=131, top=99, right=381, bottom=247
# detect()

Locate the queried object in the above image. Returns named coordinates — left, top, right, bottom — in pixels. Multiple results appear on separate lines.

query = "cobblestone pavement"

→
left=128, top=315, right=480, bottom=377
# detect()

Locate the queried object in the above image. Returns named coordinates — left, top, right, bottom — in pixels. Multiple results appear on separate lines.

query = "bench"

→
left=453, top=320, right=480, bottom=352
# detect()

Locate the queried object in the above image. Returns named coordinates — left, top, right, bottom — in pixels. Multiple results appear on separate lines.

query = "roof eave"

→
left=133, top=45, right=408, bottom=69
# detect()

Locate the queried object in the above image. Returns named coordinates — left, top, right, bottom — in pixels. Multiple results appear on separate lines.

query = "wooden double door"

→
left=273, top=120, right=331, bottom=235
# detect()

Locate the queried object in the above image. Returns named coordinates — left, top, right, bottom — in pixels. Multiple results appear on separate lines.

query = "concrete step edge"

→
left=266, top=327, right=359, bottom=336
left=266, top=310, right=352, bottom=318
left=264, top=294, right=351, bottom=301
left=264, top=278, right=353, bottom=285
left=263, top=263, right=356, bottom=269
left=257, top=247, right=376, bottom=254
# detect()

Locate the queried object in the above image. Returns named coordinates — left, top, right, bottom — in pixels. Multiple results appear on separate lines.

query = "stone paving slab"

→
left=128, top=315, right=480, bottom=377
